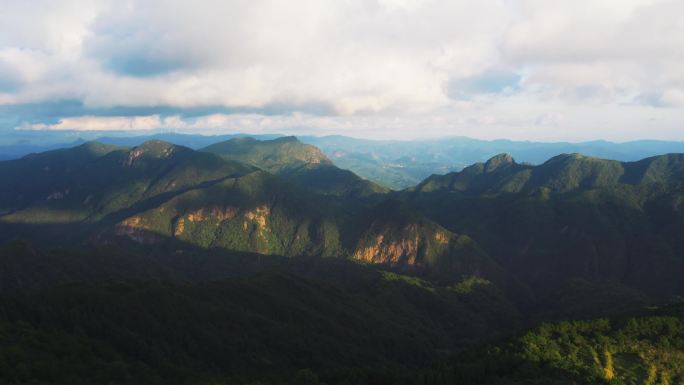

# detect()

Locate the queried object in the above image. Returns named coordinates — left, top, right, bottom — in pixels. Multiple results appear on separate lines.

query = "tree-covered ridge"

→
left=412, top=152, right=684, bottom=195
left=6, top=133, right=684, bottom=190
left=0, top=140, right=254, bottom=224
left=104, top=180, right=503, bottom=285
left=110, top=169, right=348, bottom=257
left=202, top=136, right=333, bottom=172
left=202, top=136, right=389, bottom=198
left=403, top=153, right=684, bottom=297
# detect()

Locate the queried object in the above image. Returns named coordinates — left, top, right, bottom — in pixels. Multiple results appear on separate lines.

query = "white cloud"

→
left=1, top=0, right=683, bottom=140
left=23, top=115, right=165, bottom=131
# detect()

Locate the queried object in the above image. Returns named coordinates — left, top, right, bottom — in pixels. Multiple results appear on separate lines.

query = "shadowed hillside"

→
left=402, top=153, right=684, bottom=297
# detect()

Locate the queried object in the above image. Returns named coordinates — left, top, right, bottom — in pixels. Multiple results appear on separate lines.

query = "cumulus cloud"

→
left=0, top=0, right=683, bottom=140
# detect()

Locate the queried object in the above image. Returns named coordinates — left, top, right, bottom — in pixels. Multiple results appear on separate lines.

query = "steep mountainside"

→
left=203, top=136, right=389, bottom=198
left=105, top=180, right=507, bottom=286
left=403, top=153, right=684, bottom=297
left=0, top=141, right=255, bottom=244
left=0, top=141, right=124, bottom=213
left=350, top=201, right=509, bottom=283
left=0, top=140, right=254, bottom=220
left=107, top=169, right=349, bottom=257
left=0, top=141, right=503, bottom=286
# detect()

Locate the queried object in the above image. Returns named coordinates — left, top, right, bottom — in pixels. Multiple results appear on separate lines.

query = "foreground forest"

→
left=1, top=257, right=682, bottom=385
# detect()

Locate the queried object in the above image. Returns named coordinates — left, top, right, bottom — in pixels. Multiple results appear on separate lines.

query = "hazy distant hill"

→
left=303, top=135, right=684, bottom=189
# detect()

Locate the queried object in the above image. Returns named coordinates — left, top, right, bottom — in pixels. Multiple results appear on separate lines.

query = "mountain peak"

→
left=125, top=140, right=181, bottom=166
left=545, top=153, right=585, bottom=163
left=74, top=141, right=124, bottom=157
left=273, top=136, right=300, bottom=143
left=484, top=153, right=515, bottom=172
left=132, top=140, right=188, bottom=157
left=229, top=137, right=258, bottom=143
left=201, top=137, right=390, bottom=197
left=135, top=140, right=176, bottom=151
left=203, top=136, right=331, bottom=170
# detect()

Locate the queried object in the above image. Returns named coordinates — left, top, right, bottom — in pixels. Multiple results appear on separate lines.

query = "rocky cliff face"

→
left=354, top=232, right=420, bottom=266
left=348, top=200, right=510, bottom=286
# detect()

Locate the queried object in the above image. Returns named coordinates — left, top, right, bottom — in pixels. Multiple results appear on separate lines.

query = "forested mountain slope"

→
left=0, top=140, right=503, bottom=286
left=203, top=136, right=389, bottom=198
left=402, top=153, right=684, bottom=297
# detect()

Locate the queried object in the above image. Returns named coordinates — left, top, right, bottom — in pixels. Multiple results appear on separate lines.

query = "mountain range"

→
left=1, top=135, right=683, bottom=384
left=4, top=132, right=684, bottom=189
left=0, top=138, right=498, bottom=287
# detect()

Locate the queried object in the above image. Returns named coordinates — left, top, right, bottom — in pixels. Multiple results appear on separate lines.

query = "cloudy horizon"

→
left=1, top=0, right=683, bottom=142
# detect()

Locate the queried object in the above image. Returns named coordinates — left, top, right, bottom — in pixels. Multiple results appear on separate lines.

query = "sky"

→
left=0, top=0, right=683, bottom=142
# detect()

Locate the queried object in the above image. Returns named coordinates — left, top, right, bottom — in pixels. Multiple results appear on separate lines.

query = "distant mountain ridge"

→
left=4, top=132, right=684, bottom=189
left=303, top=136, right=684, bottom=189
left=413, top=152, right=684, bottom=194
